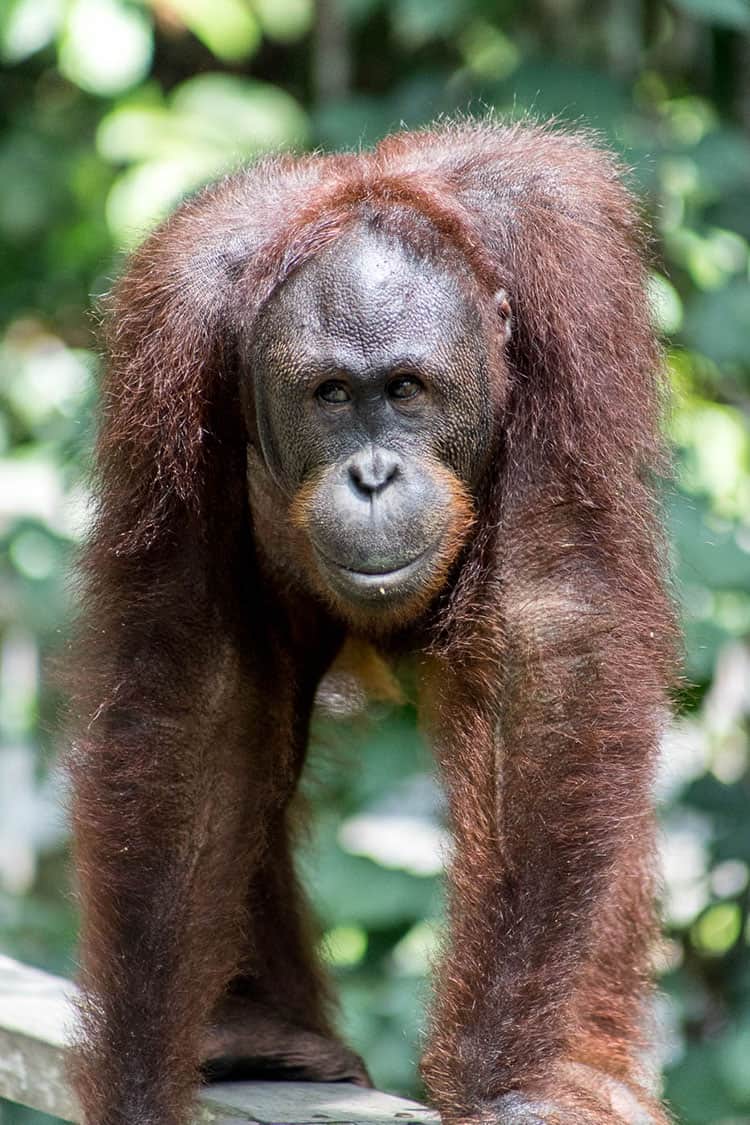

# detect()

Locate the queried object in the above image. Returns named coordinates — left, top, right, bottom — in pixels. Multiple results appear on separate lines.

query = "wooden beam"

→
left=0, top=955, right=438, bottom=1125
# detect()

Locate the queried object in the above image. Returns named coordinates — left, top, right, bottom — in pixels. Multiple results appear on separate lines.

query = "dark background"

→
left=1, top=1, right=749, bottom=1122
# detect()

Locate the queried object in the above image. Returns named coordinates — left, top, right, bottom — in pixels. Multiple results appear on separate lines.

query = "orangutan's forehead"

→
left=257, top=223, right=481, bottom=371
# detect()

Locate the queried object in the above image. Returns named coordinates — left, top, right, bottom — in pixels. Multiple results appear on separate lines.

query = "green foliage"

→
left=1, top=2, right=749, bottom=1123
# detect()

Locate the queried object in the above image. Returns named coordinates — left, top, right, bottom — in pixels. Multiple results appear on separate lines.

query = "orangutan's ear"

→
left=495, top=289, right=512, bottom=343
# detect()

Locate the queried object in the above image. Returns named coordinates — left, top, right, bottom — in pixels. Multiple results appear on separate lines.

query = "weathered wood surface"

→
left=0, top=955, right=438, bottom=1125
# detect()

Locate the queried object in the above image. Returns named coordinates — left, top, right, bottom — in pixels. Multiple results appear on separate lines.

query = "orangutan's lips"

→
left=312, top=540, right=439, bottom=601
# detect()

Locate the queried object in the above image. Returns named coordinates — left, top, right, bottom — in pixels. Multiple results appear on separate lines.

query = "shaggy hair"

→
left=67, top=119, right=678, bottom=1125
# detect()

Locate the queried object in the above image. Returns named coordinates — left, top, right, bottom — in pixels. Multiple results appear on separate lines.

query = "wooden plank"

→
left=199, top=1082, right=438, bottom=1125
left=0, top=955, right=438, bottom=1125
left=0, top=954, right=77, bottom=1121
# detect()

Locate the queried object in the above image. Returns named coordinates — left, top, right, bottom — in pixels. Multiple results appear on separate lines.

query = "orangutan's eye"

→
left=387, top=375, right=423, bottom=401
left=316, top=380, right=351, bottom=405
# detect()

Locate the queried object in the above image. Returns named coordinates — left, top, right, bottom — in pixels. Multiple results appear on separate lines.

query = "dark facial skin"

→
left=248, top=222, right=497, bottom=619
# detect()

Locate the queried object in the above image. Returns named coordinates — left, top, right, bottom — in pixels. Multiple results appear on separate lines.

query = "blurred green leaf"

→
left=717, top=1020, right=750, bottom=1103
left=391, top=0, right=469, bottom=47
left=99, top=74, right=308, bottom=243
left=172, top=73, right=308, bottom=151
left=0, top=0, right=63, bottom=62
left=691, top=128, right=750, bottom=199
left=0, top=135, right=58, bottom=242
left=304, top=815, right=440, bottom=929
left=667, top=1041, right=740, bottom=1124
left=668, top=492, right=750, bottom=592
left=650, top=272, right=684, bottom=334
left=58, top=0, right=153, bottom=96
left=673, top=400, right=750, bottom=517
left=671, top=0, right=750, bottom=29
left=168, top=0, right=261, bottom=62
left=691, top=901, right=743, bottom=955
left=493, top=60, right=628, bottom=134
left=253, top=0, right=314, bottom=42
left=682, top=280, right=750, bottom=367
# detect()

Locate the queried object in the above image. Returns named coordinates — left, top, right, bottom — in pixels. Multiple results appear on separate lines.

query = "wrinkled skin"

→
left=247, top=222, right=500, bottom=621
